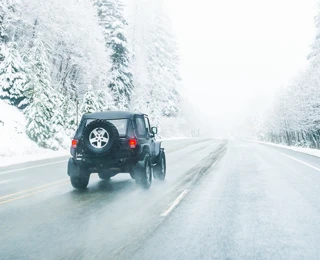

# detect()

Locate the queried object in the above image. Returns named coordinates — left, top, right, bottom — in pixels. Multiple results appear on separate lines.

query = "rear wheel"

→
left=135, top=154, right=152, bottom=189
left=70, top=175, right=90, bottom=189
left=153, top=151, right=166, bottom=180
left=68, top=159, right=90, bottom=189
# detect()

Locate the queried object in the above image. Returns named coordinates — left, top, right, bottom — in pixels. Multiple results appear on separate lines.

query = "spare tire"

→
left=81, top=119, right=120, bottom=156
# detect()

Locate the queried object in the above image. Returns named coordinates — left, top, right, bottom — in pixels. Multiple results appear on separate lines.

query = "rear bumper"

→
left=71, top=154, right=139, bottom=173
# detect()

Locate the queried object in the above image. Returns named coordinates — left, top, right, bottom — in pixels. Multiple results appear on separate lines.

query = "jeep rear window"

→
left=85, top=119, right=128, bottom=136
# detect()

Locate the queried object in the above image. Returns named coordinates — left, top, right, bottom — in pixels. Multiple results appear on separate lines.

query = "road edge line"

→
left=281, top=153, right=320, bottom=172
left=0, top=160, right=68, bottom=175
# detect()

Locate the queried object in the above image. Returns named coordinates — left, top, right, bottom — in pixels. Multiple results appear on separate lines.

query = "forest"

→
left=253, top=4, right=320, bottom=149
left=0, top=0, right=183, bottom=149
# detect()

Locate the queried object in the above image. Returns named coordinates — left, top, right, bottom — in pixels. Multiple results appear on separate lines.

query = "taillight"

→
left=129, top=139, right=137, bottom=149
left=71, top=139, right=78, bottom=149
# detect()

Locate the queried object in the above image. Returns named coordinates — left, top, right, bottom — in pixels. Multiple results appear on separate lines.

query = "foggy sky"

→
left=165, top=0, right=316, bottom=136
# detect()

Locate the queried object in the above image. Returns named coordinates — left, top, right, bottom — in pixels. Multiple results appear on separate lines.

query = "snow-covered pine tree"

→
left=0, top=0, right=15, bottom=44
left=24, top=38, right=60, bottom=149
left=0, top=42, right=29, bottom=109
left=95, top=0, right=134, bottom=110
left=308, top=2, right=320, bottom=64
left=97, top=88, right=116, bottom=111
left=62, top=97, right=78, bottom=138
left=132, top=1, right=181, bottom=122
left=94, top=76, right=116, bottom=111
left=57, top=81, right=78, bottom=137
left=18, top=0, right=111, bottom=127
left=50, top=89, right=68, bottom=146
left=80, top=85, right=100, bottom=115
left=147, top=2, right=181, bottom=118
left=0, top=1, right=5, bottom=43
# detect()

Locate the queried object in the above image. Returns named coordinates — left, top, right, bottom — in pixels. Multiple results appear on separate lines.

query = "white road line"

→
left=0, top=160, right=68, bottom=175
left=161, top=189, right=189, bottom=217
left=281, top=153, right=320, bottom=172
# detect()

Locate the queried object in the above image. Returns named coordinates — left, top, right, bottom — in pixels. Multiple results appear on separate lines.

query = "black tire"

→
left=153, top=150, right=166, bottom=180
left=70, top=175, right=90, bottom=189
left=135, top=154, right=152, bottom=189
left=81, top=119, right=120, bottom=157
left=98, top=172, right=110, bottom=180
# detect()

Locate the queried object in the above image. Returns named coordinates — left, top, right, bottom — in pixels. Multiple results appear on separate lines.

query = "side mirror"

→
left=151, top=127, right=158, bottom=135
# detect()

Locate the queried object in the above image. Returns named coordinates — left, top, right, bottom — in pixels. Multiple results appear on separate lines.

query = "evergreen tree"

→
left=95, top=0, right=134, bottom=110
left=97, top=88, right=116, bottom=111
left=132, top=1, right=181, bottom=121
left=147, top=4, right=181, bottom=118
left=58, top=82, right=78, bottom=137
left=95, top=77, right=116, bottom=111
left=56, top=86, right=79, bottom=139
left=0, top=42, right=29, bottom=109
left=0, top=0, right=15, bottom=44
left=24, top=39, right=59, bottom=149
left=80, top=85, right=100, bottom=115
left=50, top=89, right=67, bottom=144
left=0, top=2, right=5, bottom=42
left=308, top=3, right=320, bottom=64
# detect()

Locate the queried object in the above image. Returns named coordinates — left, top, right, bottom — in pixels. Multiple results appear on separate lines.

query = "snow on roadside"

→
left=0, top=100, right=69, bottom=167
left=251, top=140, right=320, bottom=158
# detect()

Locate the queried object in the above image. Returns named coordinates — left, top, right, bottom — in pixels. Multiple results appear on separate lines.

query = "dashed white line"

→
left=161, top=189, right=189, bottom=217
left=0, top=160, right=68, bottom=175
left=281, top=153, right=320, bottom=172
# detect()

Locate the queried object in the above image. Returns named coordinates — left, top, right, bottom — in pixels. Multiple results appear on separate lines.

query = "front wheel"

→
left=135, top=154, right=152, bottom=189
left=70, top=176, right=90, bottom=189
left=153, top=151, right=166, bottom=180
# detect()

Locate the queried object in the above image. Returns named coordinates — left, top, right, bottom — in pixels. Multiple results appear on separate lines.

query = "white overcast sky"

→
left=164, top=0, right=317, bottom=135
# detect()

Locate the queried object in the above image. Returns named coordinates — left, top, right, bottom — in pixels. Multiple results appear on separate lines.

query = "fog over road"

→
left=0, top=139, right=319, bottom=259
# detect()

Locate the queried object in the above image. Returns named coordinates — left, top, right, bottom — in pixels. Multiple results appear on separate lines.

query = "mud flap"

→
left=67, top=158, right=80, bottom=177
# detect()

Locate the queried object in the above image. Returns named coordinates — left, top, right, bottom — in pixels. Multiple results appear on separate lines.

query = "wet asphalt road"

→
left=1, top=139, right=320, bottom=259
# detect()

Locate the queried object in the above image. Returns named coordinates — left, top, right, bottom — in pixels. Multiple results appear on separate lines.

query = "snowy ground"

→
left=250, top=140, right=320, bottom=158
left=0, top=100, right=68, bottom=167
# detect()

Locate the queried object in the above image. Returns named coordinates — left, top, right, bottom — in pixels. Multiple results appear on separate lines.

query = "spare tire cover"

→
left=81, top=119, right=120, bottom=156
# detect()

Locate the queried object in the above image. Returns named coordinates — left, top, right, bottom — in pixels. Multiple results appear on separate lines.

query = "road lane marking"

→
left=0, top=182, right=69, bottom=205
left=0, top=179, right=69, bottom=201
left=161, top=189, right=189, bottom=217
left=0, top=160, right=68, bottom=175
left=281, top=153, right=320, bottom=172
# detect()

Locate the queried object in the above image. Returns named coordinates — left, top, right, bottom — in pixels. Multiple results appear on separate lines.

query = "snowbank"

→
left=251, top=140, right=320, bottom=158
left=0, top=100, right=68, bottom=167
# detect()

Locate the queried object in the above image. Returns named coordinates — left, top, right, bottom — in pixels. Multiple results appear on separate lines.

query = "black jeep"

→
left=67, top=111, right=166, bottom=189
